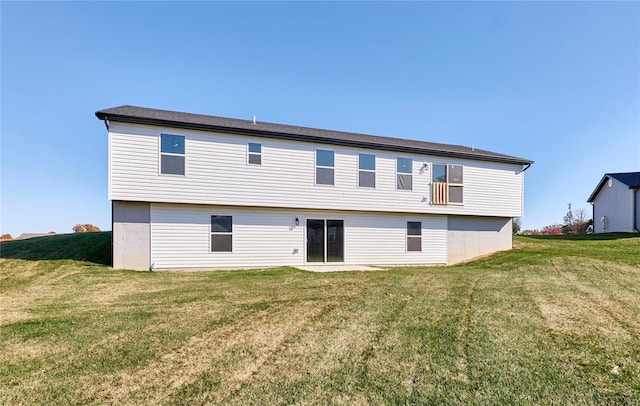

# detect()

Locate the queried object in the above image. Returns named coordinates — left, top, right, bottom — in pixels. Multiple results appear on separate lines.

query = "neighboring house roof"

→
left=587, top=172, right=640, bottom=202
left=96, top=105, right=533, bottom=166
left=16, top=233, right=50, bottom=240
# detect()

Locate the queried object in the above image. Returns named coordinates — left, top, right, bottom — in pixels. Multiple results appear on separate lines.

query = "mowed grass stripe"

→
left=1, top=233, right=639, bottom=405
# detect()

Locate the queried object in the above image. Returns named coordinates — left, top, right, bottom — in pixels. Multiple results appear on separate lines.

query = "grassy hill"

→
left=1, top=234, right=639, bottom=405
left=0, top=232, right=111, bottom=266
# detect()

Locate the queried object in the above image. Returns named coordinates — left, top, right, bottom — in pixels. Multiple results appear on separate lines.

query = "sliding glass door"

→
left=306, top=219, right=344, bottom=263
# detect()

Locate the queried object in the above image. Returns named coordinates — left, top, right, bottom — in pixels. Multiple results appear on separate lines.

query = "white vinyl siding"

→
left=150, top=204, right=448, bottom=269
left=109, top=122, right=525, bottom=218
left=592, top=177, right=635, bottom=233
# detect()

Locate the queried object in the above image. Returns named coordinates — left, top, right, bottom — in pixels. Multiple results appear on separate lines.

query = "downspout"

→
left=634, top=188, right=639, bottom=233
left=111, top=202, right=115, bottom=267
left=521, top=163, right=532, bottom=172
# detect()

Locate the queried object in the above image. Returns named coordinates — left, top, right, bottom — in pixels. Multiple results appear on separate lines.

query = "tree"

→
left=512, top=218, right=522, bottom=235
left=1, top=233, right=12, bottom=240
left=573, top=208, right=589, bottom=234
left=72, top=224, right=101, bottom=233
left=562, top=203, right=575, bottom=234
left=541, top=224, right=563, bottom=235
left=562, top=203, right=591, bottom=234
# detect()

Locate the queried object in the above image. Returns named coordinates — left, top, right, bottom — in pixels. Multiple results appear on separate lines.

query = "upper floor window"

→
left=397, top=157, right=413, bottom=190
left=160, top=134, right=185, bottom=175
left=248, top=142, right=262, bottom=165
left=358, top=153, right=376, bottom=188
left=316, top=149, right=335, bottom=185
left=432, top=164, right=463, bottom=204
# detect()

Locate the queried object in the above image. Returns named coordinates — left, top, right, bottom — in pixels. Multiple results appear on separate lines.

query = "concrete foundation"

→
left=447, top=216, right=512, bottom=264
left=113, top=201, right=150, bottom=270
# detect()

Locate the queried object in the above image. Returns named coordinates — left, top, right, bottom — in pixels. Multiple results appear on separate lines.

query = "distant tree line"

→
left=516, top=203, right=592, bottom=236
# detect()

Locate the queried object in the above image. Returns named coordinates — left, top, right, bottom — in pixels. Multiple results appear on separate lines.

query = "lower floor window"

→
left=211, top=215, right=232, bottom=252
left=407, top=221, right=422, bottom=252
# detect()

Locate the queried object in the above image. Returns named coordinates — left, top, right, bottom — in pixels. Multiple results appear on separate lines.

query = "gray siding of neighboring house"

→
left=447, top=216, right=512, bottom=264
left=113, top=201, right=150, bottom=270
left=592, top=178, right=634, bottom=233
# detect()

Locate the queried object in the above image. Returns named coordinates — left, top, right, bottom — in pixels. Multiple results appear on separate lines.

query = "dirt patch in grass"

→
left=88, top=295, right=353, bottom=404
left=529, top=271, right=632, bottom=340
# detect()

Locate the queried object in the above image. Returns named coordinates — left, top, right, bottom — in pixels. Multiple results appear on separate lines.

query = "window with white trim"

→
left=407, top=221, right=422, bottom=252
left=397, top=157, right=412, bottom=190
left=432, top=164, right=463, bottom=204
left=316, top=149, right=335, bottom=185
left=248, top=142, right=262, bottom=165
left=160, top=134, right=185, bottom=175
left=211, top=215, right=232, bottom=252
left=358, top=153, right=375, bottom=188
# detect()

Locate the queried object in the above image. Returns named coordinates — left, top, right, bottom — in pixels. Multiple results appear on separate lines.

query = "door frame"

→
left=305, top=218, right=345, bottom=264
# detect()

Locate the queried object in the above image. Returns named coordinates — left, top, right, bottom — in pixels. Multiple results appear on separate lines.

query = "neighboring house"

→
left=587, top=172, right=640, bottom=233
left=96, top=105, right=533, bottom=270
left=16, top=233, right=51, bottom=240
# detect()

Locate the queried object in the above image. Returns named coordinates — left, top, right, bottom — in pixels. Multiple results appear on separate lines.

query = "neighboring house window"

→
left=211, top=215, right=232, bottom=252
left=432, top=164, right=464, bottom=204
left=316, top=149, right=335, bottom=185
left=248, top=142, right=262, bottom=165
left=358, top=153, right=375, bottom=188
left=397, top=157, right=413, bottom=190
left=407, top=221, right=422, bottom=252
left=160, top=134, right=185, bottom=175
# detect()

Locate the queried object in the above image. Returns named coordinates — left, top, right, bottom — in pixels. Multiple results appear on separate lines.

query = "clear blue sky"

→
left=1, top=1, right=638, bottom=236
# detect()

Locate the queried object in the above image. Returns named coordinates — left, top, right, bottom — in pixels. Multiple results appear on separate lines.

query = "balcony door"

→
left=306, top=219, right=344, bottom=263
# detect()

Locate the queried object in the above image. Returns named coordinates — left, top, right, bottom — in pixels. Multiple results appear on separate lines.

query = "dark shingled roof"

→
left=609, top=172, right=640, bottom=188
left=96, top=105, right=533, bottom=165
left=587, top=172, right=640, bottom=202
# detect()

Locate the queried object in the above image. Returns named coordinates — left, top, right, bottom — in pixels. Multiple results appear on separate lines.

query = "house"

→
left=95, top=105, right=533, bottom=270
left=16, top=233, right=52, bottom=240
left=587, top=172, right=640, bottom=233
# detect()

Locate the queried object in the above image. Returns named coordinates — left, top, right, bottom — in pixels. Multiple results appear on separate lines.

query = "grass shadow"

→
left=520, top=232, right=640, bottom=241
left=0, top=232, right=112, bottom=266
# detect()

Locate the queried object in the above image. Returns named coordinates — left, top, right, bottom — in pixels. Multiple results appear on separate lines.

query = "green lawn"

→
left=1, top=233, right=639, bottom=405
